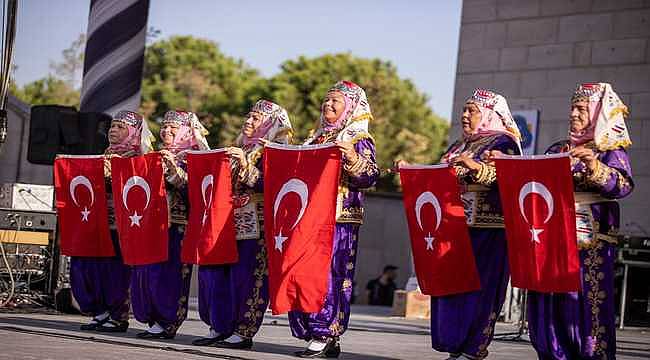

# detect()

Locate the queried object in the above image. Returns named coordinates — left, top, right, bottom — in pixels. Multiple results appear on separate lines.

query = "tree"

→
left=11, top=34, right=83, bottom=106
left=140, top=36, right=264, bottom=146
left=12, top=75, right=79, bottom=107
left=49, top=33, right=85, bottom=89
left=266, top=53, right=449, bottom=190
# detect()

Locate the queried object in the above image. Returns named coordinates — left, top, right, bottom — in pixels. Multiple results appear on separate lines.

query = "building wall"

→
left=355, top=193, right=412, bottom=303
left=453, top=0, right=650, bottom=235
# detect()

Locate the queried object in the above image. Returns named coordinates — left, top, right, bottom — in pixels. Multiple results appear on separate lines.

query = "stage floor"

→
left=1, top=304, right=648, bottom=359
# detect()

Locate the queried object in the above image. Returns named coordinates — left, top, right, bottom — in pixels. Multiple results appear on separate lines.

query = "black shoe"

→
left=136, top=330, right=175, bottom=339
left=96, top=320, right=129, bottom=333
left=80, top=316, right=109, bottom=331
left=214, top=337, right=253, bottom=350
left=294, top=338, right=340, bottom=358
left=192, top=334, right=227, bottom=346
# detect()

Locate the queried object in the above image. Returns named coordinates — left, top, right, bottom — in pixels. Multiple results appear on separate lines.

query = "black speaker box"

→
left=27, top=105, right=110, bottom=165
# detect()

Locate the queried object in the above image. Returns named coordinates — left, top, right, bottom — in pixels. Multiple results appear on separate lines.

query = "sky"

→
left=12, top=0, right=462, bottom=120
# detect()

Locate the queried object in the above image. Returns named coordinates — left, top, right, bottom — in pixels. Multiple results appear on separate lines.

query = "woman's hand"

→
left=258, top=138, right=270, bottom=146
left=336, top=141, right=359, bottom=163
left=481, top=150, right=504, bottom=165
left=451, top=152, right=482, bottom=172
left=570, top=146, right=598, bottom=171
left=159, top=149, right=177, bottom=172
left=394, top=159, right=410, bottom=169
left=226, top=147, right=248, bottom=168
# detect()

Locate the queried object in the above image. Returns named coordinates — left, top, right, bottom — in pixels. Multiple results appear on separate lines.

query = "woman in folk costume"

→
left=399, top=89, right=522, bottom=359
left=132, top=110, right=210, bottom=339
left=192, top=100, right=293, bottom=349
left=72, top=110, right=153, bottom=333
left=527, top=83, right=634, bottom=360
left=288, top=81, right=379, bottom=358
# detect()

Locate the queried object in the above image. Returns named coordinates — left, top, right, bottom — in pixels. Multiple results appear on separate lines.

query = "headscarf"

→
left=441, top=89, right=521, bottom=163
left=237, top=99, right=292, bottom=148
left=569, top=83, right=630, bottom=151
left=305, top=80, right=373, bottom=144
left=464, top=89, right=521, bottom=144
left=160, top=110, right=210, bottom=154
left=106, top=110, right=154, bottom=155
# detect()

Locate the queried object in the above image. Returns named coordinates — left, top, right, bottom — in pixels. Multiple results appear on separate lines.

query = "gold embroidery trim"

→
left=236, top=236, right=268, bottom=339
left=586, top=160, right=612, bottom=187
left=472, top=162, right=497, bottom=186
left=583, top=241, right=606, bottom=357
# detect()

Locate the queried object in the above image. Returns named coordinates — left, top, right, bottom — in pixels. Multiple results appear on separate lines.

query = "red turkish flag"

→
left=54, top=155, right=113, bottom=257
left=400, top=165, right=481, bottom=296
left=181, top=149, right=238, bottom=265
left=111, top=153, right=169, bottom=265
left=495, top=154, right=580, bottom=293
left=264, top=143, right=341, bottom=314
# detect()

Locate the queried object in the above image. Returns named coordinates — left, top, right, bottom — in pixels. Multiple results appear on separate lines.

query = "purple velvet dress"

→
left=430, top=134, right=520, bottom=359
left=198, top=154, right=269, bottom=339
left=527, top=141, right=634, bottom=360
left=288, top=136, right=379, bottom=341
left=70, top=180, right=131, bottom=323
left=130, top=158, right=192, bottom=335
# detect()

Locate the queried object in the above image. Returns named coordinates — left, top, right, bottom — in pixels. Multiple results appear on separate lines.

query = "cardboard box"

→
left=391, top=289, right=431, bottom=319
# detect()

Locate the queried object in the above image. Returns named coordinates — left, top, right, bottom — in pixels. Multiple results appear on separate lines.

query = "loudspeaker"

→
left=27, top=105, right=110, bottom=165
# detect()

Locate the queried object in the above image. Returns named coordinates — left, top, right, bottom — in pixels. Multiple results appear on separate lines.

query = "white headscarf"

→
left=570, top=82, right=631, bottom=151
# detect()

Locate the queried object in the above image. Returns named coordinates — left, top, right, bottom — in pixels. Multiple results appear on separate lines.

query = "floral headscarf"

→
left=106, top=110, right=154, bottom=155
left=464, top=89, right=521, bottom=144
left=305, top=80, right=373, bottom=144
left=569, top=83, right=630, bottom=151
left=161, top=110, right=210, bottom=154
left=441, top=89, right=521, bottom=163
left=237, top=99, right=292, bottom=148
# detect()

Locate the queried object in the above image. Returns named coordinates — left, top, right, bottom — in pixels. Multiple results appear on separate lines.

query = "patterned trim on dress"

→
left=461, top=190, right=504, bottom=228
left=471, top=163, right=497, bottom=186
left=236, top=235, right=268, bottom=339
left=475, top=311, right=497, bottom=359
left=586, top=160, right=613, bottom=187
left=583, top=241, right=607, bottom=358
left=164, top=262, right=191, bottom=335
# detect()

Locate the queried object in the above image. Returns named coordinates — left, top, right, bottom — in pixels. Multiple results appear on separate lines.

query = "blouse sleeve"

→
left=585, top=148, right=634, bottom=199
left=344, top=138, right=379, bottom=189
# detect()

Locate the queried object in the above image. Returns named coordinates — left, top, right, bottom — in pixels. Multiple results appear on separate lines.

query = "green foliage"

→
left=140, top=36, right=265, bottom=147
left=265, top=53, right=449, bottom=190
left=12, top=75, right=80, bottom=107
left=14, top=35, right=449, bottom=192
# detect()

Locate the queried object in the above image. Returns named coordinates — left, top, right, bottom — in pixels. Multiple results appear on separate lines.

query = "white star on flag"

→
left=424, top=232, right=434, bottom=250
left=129, top=211, right=143, bottom=227
left=80, top=207, right=91, bottom=222
left=530, top=228, right=543, bottom=244
left=275, top=231, right=288, bottom=253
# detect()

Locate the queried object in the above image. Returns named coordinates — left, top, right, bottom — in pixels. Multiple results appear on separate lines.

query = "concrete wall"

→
left=355, top=193, right=412, bottom=303
left=453, top=0, right=650, bottom=235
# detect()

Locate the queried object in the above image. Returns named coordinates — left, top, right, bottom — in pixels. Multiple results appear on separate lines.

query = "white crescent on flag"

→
left=414, top=191, right=442, bottom=251
left=69, top=175, right=95, bottom=207
left=201, top=174, right=214, bottom=225
left=272, top=178, right=309, bottom=252
left=122, top=176, right=152, bottom=227
left=201, top=174, right=214, bottom=208
left=518, top=181, right=555, bottom=243
left=69, top=175, right=95, bottom=222
left=415, top=191, right=442, bottom=231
